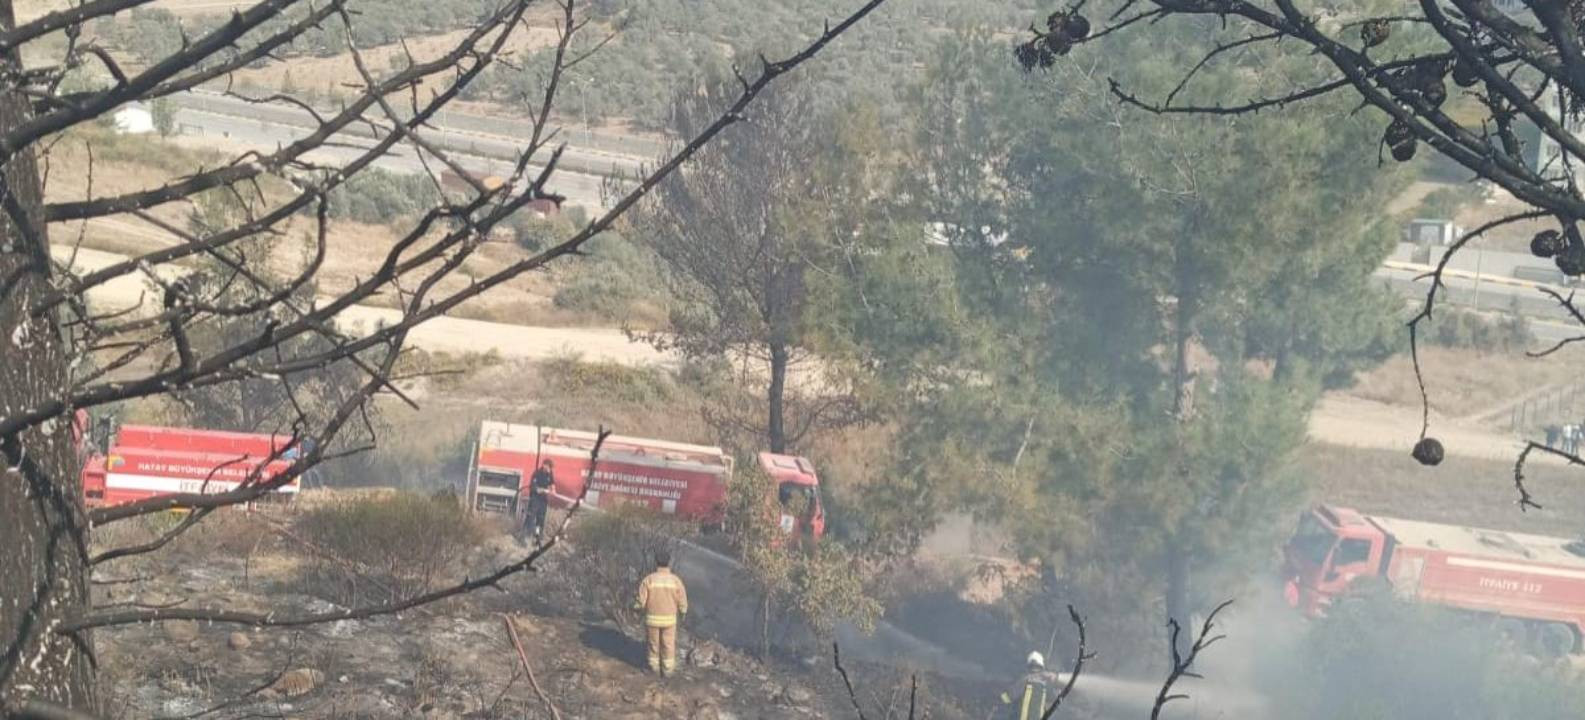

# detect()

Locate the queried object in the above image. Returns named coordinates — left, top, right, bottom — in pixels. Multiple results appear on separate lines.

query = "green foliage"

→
left=150, top=98, right=177, bottom=138
left=324, top=167, right=442, bottom=225
left=172, top=235, right=377, bottom=445
left=93, top=8, right=185, bottom=64
left=549, top=231, right=665, bottom=321
left=99, top=0, right=493, bottom=67
left=876, top=24, right=1414, bottom=652
left=1413, top=184, right=1484, bottom=220
left=724, top=464, right=880, bottom=652
left=187, top=188, right=249, bottom=236
left=508, top=212, right=571, bottom=253
left=724, top=464, right=796, bottom=601
left=468, top=0, right=1031, bottom=129
left=539, top=355, right=675, bottom=407
left=1418, top=306, right=1533, bottom=353
left=296, top=490, right=483, bottom=605
left=622, top=75, right=879, bottom=452
left=783, top=542, right=882, bottom=636
left=1277, top=593, right=1585, bottom=720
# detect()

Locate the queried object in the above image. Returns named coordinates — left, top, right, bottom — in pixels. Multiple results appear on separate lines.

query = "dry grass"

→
left=1343, top=344, right=1585, bottom=420
left=42, top=127, right=577, bottom=324
left=90, top=507, right=280, bottom=572
left=1452, top=191, right=1555, bottom=254
left=1296, top=441, right=1585, bottom=538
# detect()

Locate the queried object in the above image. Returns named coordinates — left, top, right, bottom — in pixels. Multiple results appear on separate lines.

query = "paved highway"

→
left=1372, top=262, right=1582, bottom=346
left=172, top=90, right=655, bottom=178
left=167, top=91, right=649, bottom=211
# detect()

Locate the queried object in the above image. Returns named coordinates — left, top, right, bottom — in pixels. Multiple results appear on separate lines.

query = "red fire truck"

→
left=1283, top=504, right=1585, bottom=657
left=464, top=420, right=825, bottom=539
left=80, top=422, right=303, bottom=508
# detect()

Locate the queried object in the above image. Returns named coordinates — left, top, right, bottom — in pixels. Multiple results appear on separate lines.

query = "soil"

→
left=90, top=507, right=996, bottom=720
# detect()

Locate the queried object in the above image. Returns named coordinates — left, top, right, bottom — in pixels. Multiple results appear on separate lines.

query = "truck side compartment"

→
left=80, top=424, right=301, bottom=509
left=465, top=420, right=826, bottom=540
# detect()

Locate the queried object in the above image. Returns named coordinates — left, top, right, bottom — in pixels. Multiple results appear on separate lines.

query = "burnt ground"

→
left=88, top=510, right=1001, bottom=720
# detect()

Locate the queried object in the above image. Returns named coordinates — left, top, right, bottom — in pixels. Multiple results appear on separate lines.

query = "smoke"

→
left=1054, top=670, right=1270, bottom=719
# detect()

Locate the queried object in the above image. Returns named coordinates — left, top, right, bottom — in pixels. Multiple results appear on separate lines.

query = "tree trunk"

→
left=0, top=0, right=97, bottom=705
left=767, top=341, right=789, bottom=453
left=1165, top=236, right=1198, bottom=665
left=759, top=591, right=772, bottom=660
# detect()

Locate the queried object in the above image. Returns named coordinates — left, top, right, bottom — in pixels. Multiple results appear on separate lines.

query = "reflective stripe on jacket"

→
left=638, top=568, right=688, bottom=627
left=999, top=671, right=1058, bottom=720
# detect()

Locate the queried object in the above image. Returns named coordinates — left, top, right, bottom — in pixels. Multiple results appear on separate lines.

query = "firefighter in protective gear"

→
left=522, top=459, right=555, bottom=544
left=998, top=651, right=1062, bottom=720
left=635, top=549, right=688, bottom=676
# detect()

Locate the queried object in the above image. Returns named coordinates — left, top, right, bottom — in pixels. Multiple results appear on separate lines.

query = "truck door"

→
left=1319, top=537, right=1377, bottom=595
left=1389, top=555, right=1424, bottom=600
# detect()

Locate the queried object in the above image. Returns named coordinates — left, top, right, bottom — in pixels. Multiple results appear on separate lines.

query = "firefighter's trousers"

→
left=645, top=624, right=677, bottom=674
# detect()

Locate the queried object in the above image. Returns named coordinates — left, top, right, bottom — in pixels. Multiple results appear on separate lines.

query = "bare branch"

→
left=1513, top=441, right=1585, bottom=511
left=1150, top=599, right=1232, bottom=720
left=1039, top=604, right=1093, bottom=720
left=832, top=643, right=870, bottom=720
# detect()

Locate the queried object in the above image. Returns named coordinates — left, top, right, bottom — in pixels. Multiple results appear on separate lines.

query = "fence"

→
left=1510, top=383, right=1585, bottom=436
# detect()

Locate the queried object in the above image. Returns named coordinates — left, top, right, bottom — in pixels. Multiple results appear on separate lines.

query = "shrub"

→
left=393, top=347, right=504, bottom=392
left=295, top=490, right=483, bottom=606
left=1267, top=592, right=1585, bottom=720
left=725, top=464, right=881, bottom=655
left=540, top=354, right=674, bottom=407
left=323, top=167, right=442, bottom=224
left=94, top=8, right=184, bottom=64
left=550, top=231, right=666, bottom=321
left=566, top=505, right=698, bottom=630
left=1418, top=306, right=1532, bottom=353
left=507, top=213, right=575, bottom=252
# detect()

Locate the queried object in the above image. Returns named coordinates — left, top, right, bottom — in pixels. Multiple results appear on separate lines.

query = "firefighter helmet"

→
left=1027, top=651, right=1044, bottom=669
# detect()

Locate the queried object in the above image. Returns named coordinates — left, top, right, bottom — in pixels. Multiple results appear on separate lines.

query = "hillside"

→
left=93, top=503, right=995, bottom=719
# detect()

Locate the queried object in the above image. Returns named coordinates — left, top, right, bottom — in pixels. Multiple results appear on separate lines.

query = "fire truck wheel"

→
left=1494, top=618, right=1526, bottom=648
left=1533, top=622, right=1577, bottom=659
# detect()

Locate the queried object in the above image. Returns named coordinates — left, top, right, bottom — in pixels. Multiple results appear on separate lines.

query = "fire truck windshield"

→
left=1290, top=512, right=1337, bottom=567
left=778, top=483, right=816, bottom=515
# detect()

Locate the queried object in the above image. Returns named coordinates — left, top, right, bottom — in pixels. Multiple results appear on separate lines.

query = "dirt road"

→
left=1309, top=394, right=1563, bottom=463
left=54, top=243, right=670, bottom=367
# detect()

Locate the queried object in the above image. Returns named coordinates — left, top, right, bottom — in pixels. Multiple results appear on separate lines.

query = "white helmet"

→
left=1026, top=651, right=1045, bottom=669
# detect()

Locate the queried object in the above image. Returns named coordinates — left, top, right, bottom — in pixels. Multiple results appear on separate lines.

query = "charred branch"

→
left=1039, top=604, right=1092, bottom=720
left=1149, top=598, right=1232, bottom=720
left=831, top=643, right=870, bottom=720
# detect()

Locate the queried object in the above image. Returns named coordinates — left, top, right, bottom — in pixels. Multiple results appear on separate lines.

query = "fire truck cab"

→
left=1282, top=504, right=1387, bottom=616
left=761, top=451, right=825, bottom=539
